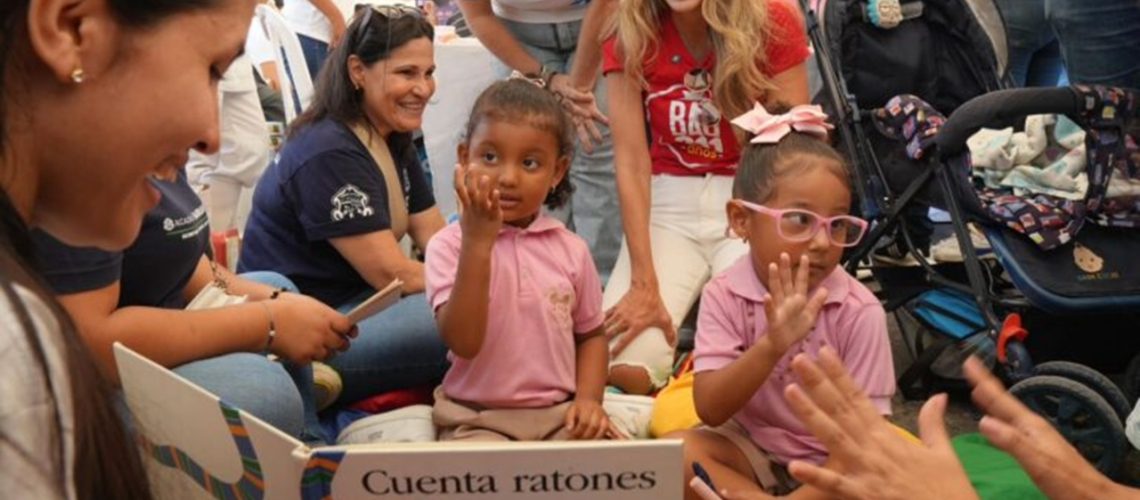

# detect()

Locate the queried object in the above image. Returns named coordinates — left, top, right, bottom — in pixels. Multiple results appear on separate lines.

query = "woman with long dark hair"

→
left=239, top=6, right=450, bottom=409
left=0, top=0, right=260, bottom=497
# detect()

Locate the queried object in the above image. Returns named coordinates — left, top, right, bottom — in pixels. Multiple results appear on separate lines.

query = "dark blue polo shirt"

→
left=32, top=173, right=210, bottom=308
left=238, top=118, right=435, bottom=306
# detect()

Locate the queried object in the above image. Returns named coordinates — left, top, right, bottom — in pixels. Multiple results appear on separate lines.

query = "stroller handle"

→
left=937, top=87, right=1080, bottom=157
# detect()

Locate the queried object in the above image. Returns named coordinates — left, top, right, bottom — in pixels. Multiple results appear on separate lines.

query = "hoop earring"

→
left=70, top=67, right=86, bottom=84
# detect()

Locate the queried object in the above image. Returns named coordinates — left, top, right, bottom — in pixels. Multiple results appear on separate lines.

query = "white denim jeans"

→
left=603, top=174, right=749, bottom=388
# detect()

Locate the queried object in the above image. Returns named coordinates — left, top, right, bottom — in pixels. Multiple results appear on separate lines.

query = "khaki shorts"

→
left=703, top=420, right=799, bottom=495
left=432, top=387, right=572, bottom=442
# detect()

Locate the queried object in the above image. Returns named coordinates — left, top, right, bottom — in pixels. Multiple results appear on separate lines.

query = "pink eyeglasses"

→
left=733, top=199, right=869, bottom=247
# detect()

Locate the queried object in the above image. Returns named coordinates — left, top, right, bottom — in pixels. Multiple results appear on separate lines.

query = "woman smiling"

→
left=239, top=5, right=450, bottom=409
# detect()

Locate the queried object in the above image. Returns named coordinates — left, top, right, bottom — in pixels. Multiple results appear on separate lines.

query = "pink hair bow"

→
left=730, top=103, right=834, bottom=144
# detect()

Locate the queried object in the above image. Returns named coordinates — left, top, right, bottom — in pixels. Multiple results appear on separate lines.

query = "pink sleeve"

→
left=423, top=225, right=461, bottom=315
left=837, top=303, right=895, bottom=415
left=692, top=280, right=746, bottom=373
left=572, top=242, right=604, bottom=335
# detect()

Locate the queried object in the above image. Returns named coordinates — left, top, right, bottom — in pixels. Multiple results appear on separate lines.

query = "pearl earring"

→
left=70, top=67, right=86, bottom=84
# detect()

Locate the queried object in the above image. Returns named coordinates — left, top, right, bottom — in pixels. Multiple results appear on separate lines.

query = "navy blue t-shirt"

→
left=238, top=119, right=435, bottom=307
left=31, top=173, right=210, bottom=309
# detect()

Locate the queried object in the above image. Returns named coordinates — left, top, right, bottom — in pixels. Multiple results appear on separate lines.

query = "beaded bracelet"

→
left=259, top=301, right=277, bottom=353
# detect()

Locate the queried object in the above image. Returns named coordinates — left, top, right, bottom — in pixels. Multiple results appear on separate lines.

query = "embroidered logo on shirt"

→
left=162, top=205, right=208, bottom=240
left=545, top=287, right=576, bottom=334
left=330, top=184, right=375, bottom=221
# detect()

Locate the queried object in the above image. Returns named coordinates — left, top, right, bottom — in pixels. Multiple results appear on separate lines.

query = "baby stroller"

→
left=801, top=0, right=1140, bottom=476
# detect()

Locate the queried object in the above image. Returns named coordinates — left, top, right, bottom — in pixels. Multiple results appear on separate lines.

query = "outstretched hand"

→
left=764, top=253, right=828, bottom=354
left=548, top=74, right=608, bottom=153
left=964, top=357, right=1133, bottom=500
left=782, top=348, right=978, bottom=500
left=454, top=163, right=502, bottom=244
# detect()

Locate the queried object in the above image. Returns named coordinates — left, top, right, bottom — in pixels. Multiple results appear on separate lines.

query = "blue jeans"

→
left=998, top=0, right=1140, bottom=88
left=173, top=271, right=324, bottom=443
left=328, top=292, right=449, bottom=406
left=996, top=0, right=1066, bottom=86
left=297, top=33, right=329, bottom=84
left=497, top=17, right=622, bottom=282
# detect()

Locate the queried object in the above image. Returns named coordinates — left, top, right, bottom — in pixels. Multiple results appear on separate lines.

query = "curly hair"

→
left=616, top=0, right=797, bottom=134
left=462, top=79, right=576, bottom=209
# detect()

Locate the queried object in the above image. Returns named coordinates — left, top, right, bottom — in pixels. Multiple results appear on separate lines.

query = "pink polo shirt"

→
left=693, top=255, right=895, bottom=465
left=425, top=216, right=605, bottom=408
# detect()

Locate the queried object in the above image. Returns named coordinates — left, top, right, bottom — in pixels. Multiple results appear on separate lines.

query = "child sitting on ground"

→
left=425, top=79, right=620, bottom=441
left=673, top=103, right=895, bottom=499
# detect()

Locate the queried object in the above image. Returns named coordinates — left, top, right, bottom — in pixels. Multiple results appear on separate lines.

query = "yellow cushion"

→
left=649, top=371, right=702, bottom=437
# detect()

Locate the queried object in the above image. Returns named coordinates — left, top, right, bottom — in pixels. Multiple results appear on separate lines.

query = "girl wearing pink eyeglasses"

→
left=671, top=103, right=895, bottom=499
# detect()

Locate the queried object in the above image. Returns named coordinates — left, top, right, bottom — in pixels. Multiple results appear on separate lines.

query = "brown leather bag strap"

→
left=350, top=123, right=409, bottom=240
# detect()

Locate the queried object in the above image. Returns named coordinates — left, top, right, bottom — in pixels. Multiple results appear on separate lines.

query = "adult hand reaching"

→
left=548, top=74, right=608, bottom=152
left=781, top=347, right=979, bottom=500
left=964, top=357, right=1136, bottom=500
left=604, top=284, right=675, bottom=357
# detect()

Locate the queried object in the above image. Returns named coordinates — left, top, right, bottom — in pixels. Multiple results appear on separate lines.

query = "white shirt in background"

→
left=491, top=0, right=589, bottom=24
left=246, top=20, right=276, bottom=72
left=282, top=0, right=352, bottom=43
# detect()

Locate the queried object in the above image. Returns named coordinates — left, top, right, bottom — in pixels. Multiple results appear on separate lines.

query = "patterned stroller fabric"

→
left=872, top=86, right=1139, bottom=250
left=873, top=94, right=947, bottom=161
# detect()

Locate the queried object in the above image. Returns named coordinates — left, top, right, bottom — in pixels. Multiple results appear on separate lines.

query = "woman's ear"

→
left=726, top=200, right=750, bottom=241
left=26, top=0, right=119, bottom=83
left=347, top=54, right=366, bottom=89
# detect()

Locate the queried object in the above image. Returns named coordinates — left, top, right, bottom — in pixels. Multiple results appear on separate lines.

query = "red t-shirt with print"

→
left=602, top=1, right=810, bottom=176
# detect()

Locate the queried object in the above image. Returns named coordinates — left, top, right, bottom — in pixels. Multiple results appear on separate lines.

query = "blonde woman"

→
left=600, top=0, right=810, bottom=395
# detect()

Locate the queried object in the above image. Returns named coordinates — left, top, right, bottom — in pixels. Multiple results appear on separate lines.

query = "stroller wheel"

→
left=1009, top=375, right=1127, bottom=478
left=1034, top=361, right=1131, bottom=424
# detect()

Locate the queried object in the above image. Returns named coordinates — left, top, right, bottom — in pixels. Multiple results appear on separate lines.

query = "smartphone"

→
left=345, top=279, right=403, bottom=324
left=690, top=462, right=723, bottom=500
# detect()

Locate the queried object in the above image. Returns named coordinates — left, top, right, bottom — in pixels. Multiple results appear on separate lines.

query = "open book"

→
left=114, top=344, right=682, bottom=499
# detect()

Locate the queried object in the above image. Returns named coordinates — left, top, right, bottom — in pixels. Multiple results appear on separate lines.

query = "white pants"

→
left=187, top=54, right=271, bottom=232
left=604, top=174, right=748, bottom=388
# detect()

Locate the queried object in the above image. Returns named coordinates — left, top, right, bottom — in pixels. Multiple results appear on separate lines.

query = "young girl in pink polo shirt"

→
left=424, top=79, right=620, bottom=441
left=675, top=104, right=895, bottom=499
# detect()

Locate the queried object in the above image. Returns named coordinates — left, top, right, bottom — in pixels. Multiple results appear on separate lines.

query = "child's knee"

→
left=609, top=364, right=655, bottom=394
left=667, top=429, right=721, bottom=463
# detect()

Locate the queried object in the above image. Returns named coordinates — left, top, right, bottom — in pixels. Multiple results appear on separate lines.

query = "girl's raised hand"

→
left=454, top=163, right=503, bottom=243
left=764, top=253, right=828, bottom=354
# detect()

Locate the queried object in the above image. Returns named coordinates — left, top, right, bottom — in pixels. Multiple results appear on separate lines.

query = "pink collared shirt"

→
left=693, top=255, right=895, bottom=465
left=425, top=216, right=605, bottom=408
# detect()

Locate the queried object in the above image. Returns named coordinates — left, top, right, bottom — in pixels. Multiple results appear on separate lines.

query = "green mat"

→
left=952, top=433, right=1046, bottom=500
